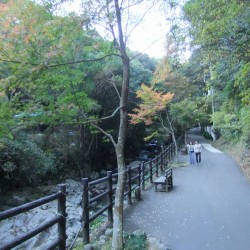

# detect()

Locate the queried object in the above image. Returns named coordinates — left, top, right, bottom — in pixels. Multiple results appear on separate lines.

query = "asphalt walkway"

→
left=124, top=129, right=250, bottom=250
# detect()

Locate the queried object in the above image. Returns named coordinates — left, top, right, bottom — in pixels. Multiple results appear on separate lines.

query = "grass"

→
left=100, top=231, right=147, bottom=250
left=73, top=231, right=147, bottom=250
left=90, top=216, right=106, bottom=231
left=123, top=231, right=147, bottom=250
left=168, top=160, right=189, bottom=168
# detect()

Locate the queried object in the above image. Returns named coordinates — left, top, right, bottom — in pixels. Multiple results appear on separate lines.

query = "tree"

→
left=129, top=84, right=176, bottom=154
left=0, top=0, right=175, bottom=248
left=183, top=0, right=250, bottom=142
left=74, top=1, right=166, bottom=248
left=170, top=98, right=208, bottom=141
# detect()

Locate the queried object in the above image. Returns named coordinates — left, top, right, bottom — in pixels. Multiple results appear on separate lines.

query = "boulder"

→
left=105, top=228, right=113, bottom=237
left=147, top=236, right=172, bottom=250
left=90, top=171, right=100, bottom=180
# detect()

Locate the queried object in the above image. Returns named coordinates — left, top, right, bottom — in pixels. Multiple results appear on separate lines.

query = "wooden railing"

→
left=0, top=136, right=184, bottom=249
left=81, top=138, right=183, bottom=244
left=0, top=184, right=67, bottom=250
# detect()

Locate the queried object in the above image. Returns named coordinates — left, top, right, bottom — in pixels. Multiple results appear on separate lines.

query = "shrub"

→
left=124, top=231, right=147, bottom=250
left=0, top=138, right=59, bottom=192
left=202, top=131, right=213, bottom=140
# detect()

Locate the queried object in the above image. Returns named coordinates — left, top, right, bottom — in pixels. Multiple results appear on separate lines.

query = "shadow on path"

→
left=124, top=130, right=250, bottom=250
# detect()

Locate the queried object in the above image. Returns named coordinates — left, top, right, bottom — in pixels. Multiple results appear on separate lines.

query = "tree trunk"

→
left=171, top=132, right=179, bottom=162
left=184, top=130, right=187, bottom=144
left=111, top=0, right=130, bottom=249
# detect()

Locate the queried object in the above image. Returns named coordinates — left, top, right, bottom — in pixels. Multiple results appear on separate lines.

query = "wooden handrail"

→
left=0, top=184, right=67, bottom=250
left=0, top=135, right=184, bottom=249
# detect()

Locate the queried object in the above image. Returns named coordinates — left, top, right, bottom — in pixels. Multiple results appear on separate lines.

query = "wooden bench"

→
left=154, top=168, right=173, bottom=192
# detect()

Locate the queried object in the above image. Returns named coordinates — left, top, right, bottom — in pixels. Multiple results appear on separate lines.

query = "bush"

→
left=0, top=138, right=60, bottom=192
left=202, top=131, right=213, bottom=140
left=124, top=231, right=147, bottom=250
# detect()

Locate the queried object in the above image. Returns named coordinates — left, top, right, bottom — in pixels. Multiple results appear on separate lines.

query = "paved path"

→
left=124, top=130, right=250, bottom=250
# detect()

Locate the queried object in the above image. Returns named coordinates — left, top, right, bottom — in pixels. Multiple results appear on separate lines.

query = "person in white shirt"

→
left=194, top=141, right=202, bottom=164
left=187, top=142, right=195, bottom=165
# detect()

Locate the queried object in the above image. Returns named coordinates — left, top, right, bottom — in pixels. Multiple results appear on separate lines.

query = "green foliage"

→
left=0, top=137, right=59, bottom=190
left=0, top=0, right=159, bottom=191
left=123, top=231, right=147, bottom=250
left=90, top=216, right=105, bottom=231
left=96, top=231, right=147, bottom=250
left=0, top=0, right=110, bottom=130
left=170, top=98, right=209, bottom=131
left=183, top=0, right=250, bottom=145
left=213, top=110, right=242, bottom=140
left=129, top=53, right=157, bottom=91
left=239, top=107, right=250, bottom=143
left=202, top=131, right=213, bottom=140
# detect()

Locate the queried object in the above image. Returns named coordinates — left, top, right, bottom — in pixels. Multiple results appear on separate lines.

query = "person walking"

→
left=187, top=142, right=195, bottom=165
left=194, top=141, right=202, bottom=164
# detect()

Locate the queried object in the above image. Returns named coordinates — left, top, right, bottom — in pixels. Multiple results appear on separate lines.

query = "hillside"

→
left=213, top=139, right=250, bottom=180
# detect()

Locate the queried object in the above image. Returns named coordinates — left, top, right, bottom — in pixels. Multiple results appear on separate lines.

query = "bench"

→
left=154, top=168, right=173, bottom=192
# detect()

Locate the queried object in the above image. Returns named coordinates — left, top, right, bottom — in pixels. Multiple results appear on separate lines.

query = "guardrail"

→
left=81, top=139, right=182, bottom=244
left=0, top=184, right=67, bottom=250
left=0, top=136, right=184, bottom=249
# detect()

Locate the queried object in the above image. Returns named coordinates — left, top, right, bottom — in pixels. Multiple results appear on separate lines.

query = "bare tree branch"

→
left=158, top=112, right=172, bottom=134
left=125, top=1, right=157, bottom=44
left=0, top=53, right=121, bottom=68
left=106, top=79, right=121, bottom=99
left=130, top=32, right=170, bottom=61
left=91, top=122, right=117, bottom=148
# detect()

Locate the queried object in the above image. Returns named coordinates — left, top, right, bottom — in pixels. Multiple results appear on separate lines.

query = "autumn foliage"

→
left=129, top=84, right=174, bottom=125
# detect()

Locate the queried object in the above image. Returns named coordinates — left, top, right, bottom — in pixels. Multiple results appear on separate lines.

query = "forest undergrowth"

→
left=212, top=138, right=250, bottom=180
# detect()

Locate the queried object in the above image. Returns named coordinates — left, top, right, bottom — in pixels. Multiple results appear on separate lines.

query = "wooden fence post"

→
left=149, top=160, right=153, bottom=183
left=156, top=157, right=159, bottom=177
left=160, top=153, right=163, bottom=172
left=141, top=162, right=145, bottom=190
left=136, top=164, right=141, bottom=201
left=164, top=149, right=168, bottom=168
left=168, top=147, right=171, bottom=162
left=57, top=184, right=67, bottom=250
left=162, top=149, right=166, bottom=169
left=107, top=171, right=113, bottom=226
left=127, top=166, right=132, bottom=205
left=82, top=178, right=90, bottom=244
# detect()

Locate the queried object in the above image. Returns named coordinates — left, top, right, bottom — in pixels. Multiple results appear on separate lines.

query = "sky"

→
left=56, top=0, right=172, bottom=59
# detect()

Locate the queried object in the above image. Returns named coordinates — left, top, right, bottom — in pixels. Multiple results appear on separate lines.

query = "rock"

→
left=100, top=169, right=107, bottom=176
left=84, top=243, right=94, bottom=250
left=99, top=235, right=107, bottom=241
left=90, top=171, right=100, bottom=180
left=133, top=229, right=146, bottom=237
left=0, top=178, right=111, bottom=250
left=147, top=236, right=172, bottom=250
left=40, top=204, right=52, bottom=210
left=95, top=182, right=106, bottom=190
left=105, top=228, right=113, bottom=237
left=66, top=179, right=81, bottom=191
left=7, top=195, right=27, bottom=207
